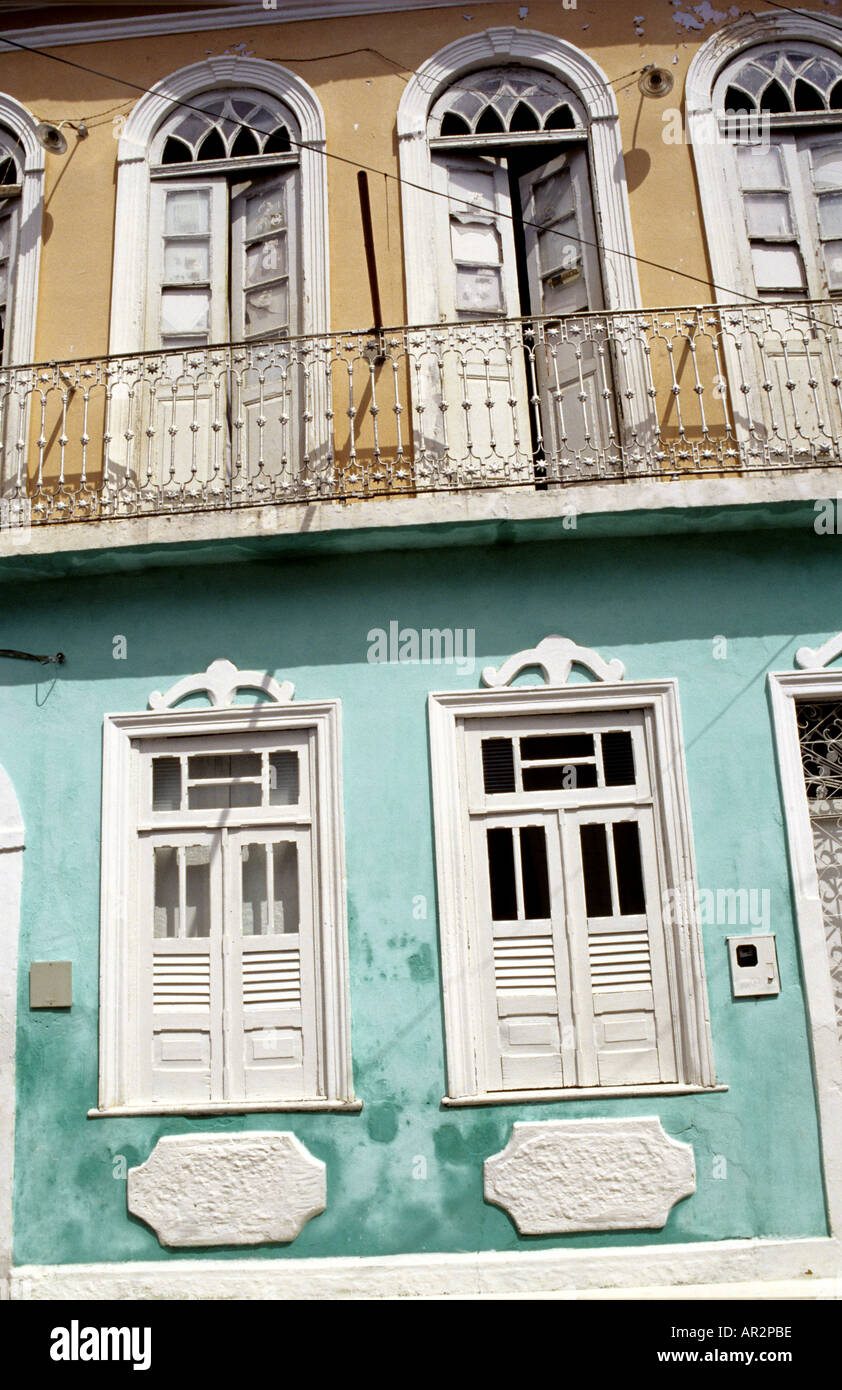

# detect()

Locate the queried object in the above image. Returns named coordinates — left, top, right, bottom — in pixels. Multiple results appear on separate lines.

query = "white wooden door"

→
left=144, top=179, right=229, bottom=493
left=430, top=152, right=532, bottom=479
left=230, top=169, right=300, bottom=490
left=519, top=150, right=616, bottom=475
left=226, top=825, right=318, bottom=1100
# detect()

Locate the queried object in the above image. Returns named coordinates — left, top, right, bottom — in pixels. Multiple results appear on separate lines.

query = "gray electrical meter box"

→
left=727, top=935, right=780, bottom=998
left=29, top=961, right=72, bottom=1008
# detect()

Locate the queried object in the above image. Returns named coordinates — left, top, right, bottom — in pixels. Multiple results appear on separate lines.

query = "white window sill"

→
left=442, top=1083, right=728, bottom=1107
left=89, top=1099, right=363, bottom=1117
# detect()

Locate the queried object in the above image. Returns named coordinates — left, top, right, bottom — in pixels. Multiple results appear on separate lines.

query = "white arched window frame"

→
left=396, top=28, right=650, bottom=472
left=687, top=12, right=842, bottom=303
left=0, top=94, right=43, bottom=368
left=110, top=57, right=329, bottom=355
left=396, top=27, right=643, bottom=327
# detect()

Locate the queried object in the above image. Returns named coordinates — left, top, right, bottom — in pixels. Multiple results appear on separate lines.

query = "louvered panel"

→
left=243, top=947, right=301, bottom=1006
left=494, top=935, right=556, bottom=991
left=588, top=931, right=652, bottom=992
left=153, top=953, right=211, bottom=1007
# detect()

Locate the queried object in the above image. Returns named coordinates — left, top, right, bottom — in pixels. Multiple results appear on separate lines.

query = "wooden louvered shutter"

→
left=138, top=832, right=223, bottom=1102
left=471, top=812, right=574, bottom=1092
left=564, top=807, right=677, bottom=1086
left=227, top=826, right=318, bottom=1100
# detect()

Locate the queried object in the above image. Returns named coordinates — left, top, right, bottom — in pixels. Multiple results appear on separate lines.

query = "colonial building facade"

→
left=1, top=0, right=842, bottom=1298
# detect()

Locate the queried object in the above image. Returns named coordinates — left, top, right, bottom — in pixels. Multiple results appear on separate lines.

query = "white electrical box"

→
left=727, top=934, right=780, bottom=998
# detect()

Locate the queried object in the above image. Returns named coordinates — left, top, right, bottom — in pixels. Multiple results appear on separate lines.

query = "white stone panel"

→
left=127, top=1132, right=325, bottom=1247
left=484, top=1117, right=695, bottom=1234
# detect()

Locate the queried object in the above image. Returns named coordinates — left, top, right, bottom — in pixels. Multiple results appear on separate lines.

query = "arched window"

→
left=0, top=127, right=25, bottom=365
left=397, top=31, right=644, bottom=481
left=146, top=88, right=301, bottom=349
left=713, top=41, right=842, bottom=300
left=110, top=58, right=328, bottom=355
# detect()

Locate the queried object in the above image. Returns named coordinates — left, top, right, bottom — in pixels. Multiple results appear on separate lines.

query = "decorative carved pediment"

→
left=148, top=658, right=294, bottom=711
left=481, top=635, right=625, bottom=689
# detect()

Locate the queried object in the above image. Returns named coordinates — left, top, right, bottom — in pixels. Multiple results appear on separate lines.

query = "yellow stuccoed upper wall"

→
left=0, top=1, right=725, bottom=363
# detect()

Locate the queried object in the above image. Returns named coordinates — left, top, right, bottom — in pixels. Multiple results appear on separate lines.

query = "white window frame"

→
left=769, top=664, right=842, bottom=1237
left=0, top=94, right=43, bottom=368
left=687, top=12, right=842, bottom=305
left=429, top=679, right=717, bottom=1104
left=96, top=699, right=355, bottom=1115
left=109, top=56, right=328, bottom=355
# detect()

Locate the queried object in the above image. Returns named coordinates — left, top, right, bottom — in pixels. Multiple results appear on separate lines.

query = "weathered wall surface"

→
left=0, top=0, right=725, bottom=362
left=3, top=521, right=834, bottom=1264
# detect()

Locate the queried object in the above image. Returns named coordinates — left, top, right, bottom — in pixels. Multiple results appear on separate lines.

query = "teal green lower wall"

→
left=5, top=525, right=836, bottom=1263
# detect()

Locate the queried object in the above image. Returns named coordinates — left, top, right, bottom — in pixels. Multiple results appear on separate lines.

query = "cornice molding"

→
left=0, top=1, right=500, bottom=54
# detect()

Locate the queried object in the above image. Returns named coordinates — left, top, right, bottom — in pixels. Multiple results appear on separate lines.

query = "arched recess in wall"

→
left=396, top=26, right=643, bottom=326
left=109, top=56, right=329, bottom=354
left=0, top=763, right=24, bottom=1291
left=686, top=12, right=842, bottom=302
left=0, top=93, right=44, bottom=366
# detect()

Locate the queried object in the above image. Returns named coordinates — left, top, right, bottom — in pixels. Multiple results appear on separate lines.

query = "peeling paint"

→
left=671, top=2, right=740, bottom=32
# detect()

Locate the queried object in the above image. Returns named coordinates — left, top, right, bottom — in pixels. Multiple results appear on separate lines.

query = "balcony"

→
left=1, top=301, right=841, bottom=528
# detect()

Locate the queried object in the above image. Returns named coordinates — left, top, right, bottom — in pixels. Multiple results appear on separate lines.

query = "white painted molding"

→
left=686, top=11, right=842, bottom=306
left=481, top=634, right=625, bottom=689
left=0, top=763, right=23, bottom=1300
left=0, top=93, right=44, bottom=367
left=795, top=632, right=842, bottom=671
left=98, top=700, right=353, bottom=1112
left=110, top=57, right=328, bottom=354
left=0, top=1, right=503, bottom=54
left=148, top=658, right=294, bottom=710
left=396, top=28, right=643, bottom=326
left=769, top=668, right=842, bottom=1239
left=428, top=680, right=715, bottom=1101
left=484, top=1118, right=696, bottom=1234
left=9, top=1235, right=841, bottom=1300
left=127, top=1133, right=326, bottom=1247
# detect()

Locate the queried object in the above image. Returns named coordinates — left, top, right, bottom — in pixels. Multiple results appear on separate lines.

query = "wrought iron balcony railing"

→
left=2, top=301, right=841, bottom=527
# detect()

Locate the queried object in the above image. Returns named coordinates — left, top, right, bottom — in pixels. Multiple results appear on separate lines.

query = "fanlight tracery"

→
left=429, top=66, right=582, bottom=138
left=154, top=89, right=296, bottom=166
left=718, top=46, right=842, bottom=116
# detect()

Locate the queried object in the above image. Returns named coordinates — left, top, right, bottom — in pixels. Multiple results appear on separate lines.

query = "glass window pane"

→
left=154, top=846, right=179, bottom=938
left=481, top=738, right=515, bottom=794
left=273, top=841, right=299, bottom=933
left=737, top=143, right=785, bottom=189
left=246, top=186, right=286, bottom=239
left=189, top=754, right=261, bottom=780
left=534, top=168, right=573, bottom=224
left=750, top=242, right=806, bottom=292
left=447, top=164, right=496, bottom=213
left=152, top=757, right=182, bottom=811
left=819, top=191, right=842, bottom=238
left=538, top=215, right=578, bottom=275
left=450, top=219, right=501, bottom=266
left=812, top=145, right=842, bottom=190
left=269, top=751, right=300, bottom=805
left=161, top=288, right=210, bottom=337
left=188, top=782, right=261, bottom=810
left=487, top=827, right=517, bottom=920
left=613, top=822, right=646, bottom=916
left=523, top=763, right=597, bottom=791
left=580, top=823, right=612, bottom=917
left=823, top=238, right=842, bottom=290
left=244, top=282, right=289, bottom=337
left=521, top=735, right=594, bottom=760
left=743, top=191, right=793, bottom=237
left=185, top=844, right=211, bottom=938
left=602, top=731, right=636, bottom=786
left=455, top=265, right=503, bottom=314
left=164, top=239, right=210, bottom=284
left=165, top=188, right=210, bottom=236
left=241, top=843, right=269, bottom=936
left=520, top=826, right=550, bottom=919
left=246, top=235, right=288, bottom=286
